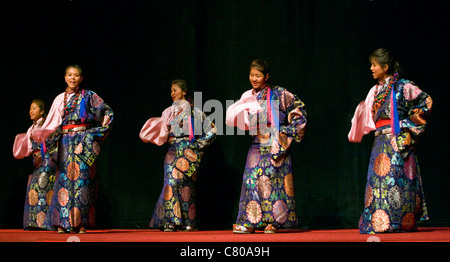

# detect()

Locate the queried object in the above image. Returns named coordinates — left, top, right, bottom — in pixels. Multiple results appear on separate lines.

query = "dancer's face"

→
left=171, top=84, right=186, bottom=102
left=29, top=102, right=43, bottom=122
left=249, top=68, right=269, bottom=91
left=370, top=59, right=389, bottom=81
left=65, top=67, right=83, bottom=91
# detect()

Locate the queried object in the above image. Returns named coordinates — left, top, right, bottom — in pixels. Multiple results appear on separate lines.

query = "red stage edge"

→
left=0, top=227, right=449, bottom=242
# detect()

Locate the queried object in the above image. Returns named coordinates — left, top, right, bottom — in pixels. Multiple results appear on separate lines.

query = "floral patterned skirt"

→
left=235, top=142, right=298, bottom=229
left=149, top=138, right=203, bottom=229
left=24, top=155, right=57, bottom=230
left=46, top=132, right=98, bottom=231
left=359, top=131, right=429, bottom=234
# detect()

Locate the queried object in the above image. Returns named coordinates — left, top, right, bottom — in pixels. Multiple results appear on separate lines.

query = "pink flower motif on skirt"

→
left=247, top=150, right=260, bottom=169
left=372, top=209, right=390, bottom=232
left=390, top=136, right=398, bottom=152
left=273, top=200, right=288, bottom=224
left=246, top=200, right=262, bottom=224
left=74, top=143, right=83, bottom=155
left=374, top=153, right=390, bottom=177
left=404, top=154, right=416, bottom=180
left=36, top=211, right=46, bottom=227
left=257, top=175, right=272, bottom=199
left=93, top=141, right=101, bottom=156
left=401, top=212, right=416, bottom=231
left=58, top=188, right=69, bottom=207
left=182, top=186, right=191, bottom=202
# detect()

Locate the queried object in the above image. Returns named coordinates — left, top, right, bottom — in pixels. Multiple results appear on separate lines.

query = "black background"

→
left=1, top=0, right=448, bottom=230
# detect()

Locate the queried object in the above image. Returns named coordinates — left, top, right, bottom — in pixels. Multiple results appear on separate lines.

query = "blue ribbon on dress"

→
left=390, top=84, right=400, bottom=136
left=268, top=87, right=279, bottom=131
left=189, top=115, right=195, bottom=142
left=40, top=142, right=47, bottom=156
left=80, top=89, right=87, bottom=123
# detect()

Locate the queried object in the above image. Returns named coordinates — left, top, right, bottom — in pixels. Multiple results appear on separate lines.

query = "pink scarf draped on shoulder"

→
left=12, top=122, right=37, bottom=159
left=31, top=92, right=67, bottom=144
left=348, top=86, right=377, bottom=142
left=139, top=106, right=172, bottom=146
left=225, top=89, right=262, bottom=130
left=139, top=100, right=194, bottom=146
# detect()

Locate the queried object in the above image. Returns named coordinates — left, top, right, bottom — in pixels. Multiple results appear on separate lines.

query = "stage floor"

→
left=0, top=227, right=449, bottom=242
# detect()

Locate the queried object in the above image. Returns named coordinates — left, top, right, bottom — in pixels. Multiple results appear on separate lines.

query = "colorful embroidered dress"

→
left=140, top=100, right=216, bottom=230
left=349, top=75, right=432, bottom=233
left=226, top=85, right=307, bottom=230
left=13, top=118, right=60, bottom=230
left=32, top=89, right=114, bottom=231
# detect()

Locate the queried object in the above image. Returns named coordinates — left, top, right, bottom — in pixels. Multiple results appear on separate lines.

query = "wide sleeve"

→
left=399, top=82, right=432, bottom=136
left=85, top=91, right=114, bottom=141
left=190, top=108, right=217, bottom=150
left=278, top=89, right=307, bottom=143
left=269, top=89, right=307, bottom=160
left=396, top=82, right=432, bottom=158
left=348, top=86, right=377, bottom=143
left=32, top=93, right=64, bottom=143
left=12, top=125, right=33, bottom=159
left=139, top=107, right=171, bottom=146
left=79, top=91, right=114, bottom=166
left=225, top=90, right=262, bottom=130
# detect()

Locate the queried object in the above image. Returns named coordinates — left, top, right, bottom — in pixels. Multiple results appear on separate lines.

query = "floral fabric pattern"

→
left=46, top=89, right=114, bottom=231
left=234, top=85, right=307, bottom=229
left=149, top=105, right=216, bottom=229
left=23, top=120, right=60, bottom=230
left=359, top=78, right=431, bottom=234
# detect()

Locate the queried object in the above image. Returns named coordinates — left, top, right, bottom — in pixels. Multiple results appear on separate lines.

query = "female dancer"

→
left=140, top=79, right=216, bottom=231
left=13, top=99, right=59, bottom=230
left=349, top=48, right=432, bottom=233
left=226, top=59, right=307, bottom=233
left=32, top=65, right=114, bottom=233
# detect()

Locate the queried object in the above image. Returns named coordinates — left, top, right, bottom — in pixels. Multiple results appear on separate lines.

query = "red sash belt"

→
left=62, top=123, right=89, bottom=130
left=375, top=119, right=391, bottom=129
left=32, top=150, right=41, bottom=157
left=62, top=123, right=89, bottom=134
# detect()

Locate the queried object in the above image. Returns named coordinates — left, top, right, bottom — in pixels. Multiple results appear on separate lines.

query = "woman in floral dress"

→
left=349, top=48, right=432, bottom=233
left=32, top=65, right=114, bottom=233
left=226, top=59, right=307, bottom=233
left=140, top=79, right=216, bottom=232
left=13, top=99, right=59, bottom=230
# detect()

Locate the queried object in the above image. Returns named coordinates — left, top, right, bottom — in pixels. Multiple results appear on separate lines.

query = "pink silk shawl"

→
left=348, top=86, right=377, bottom=142
left=225, top=89, right=263, bottom=130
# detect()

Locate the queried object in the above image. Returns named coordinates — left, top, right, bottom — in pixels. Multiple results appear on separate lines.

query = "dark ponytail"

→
left=369, top=48, right=401, bottom=75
